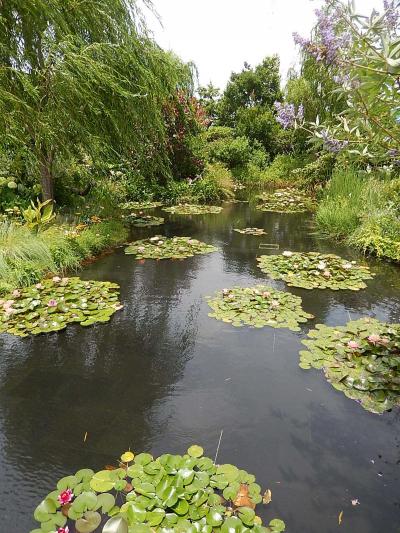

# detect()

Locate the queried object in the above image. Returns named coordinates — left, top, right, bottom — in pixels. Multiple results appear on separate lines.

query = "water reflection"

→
left=0, top=204, right=400, bottom=532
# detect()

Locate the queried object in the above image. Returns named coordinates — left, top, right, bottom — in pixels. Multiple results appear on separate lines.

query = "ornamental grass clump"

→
left=125, top=236, right=218, bottom=260
left=121, top=201, right=163, bottom=210
left=256, top=188, right=314, bottom=214
left=163, top=204, right=223, bottom=215
left=257, top=251, right=374, bottom=290
left=300, top=318, right=400, bottom=414
left=123, top=212, right=165, bottom=227
left=234, top=228, right=267, bottom=236
left=31, top=446, right=285, bottom=533
left=206, top=285, right=313, bottom=331
left=0, top=277, right=122, bottom=337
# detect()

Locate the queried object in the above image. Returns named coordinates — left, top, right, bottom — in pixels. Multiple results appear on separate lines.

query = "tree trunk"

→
left=39, top=150, right=54, bottom=201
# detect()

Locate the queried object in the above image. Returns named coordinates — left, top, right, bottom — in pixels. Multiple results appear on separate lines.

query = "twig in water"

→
left=214, top=429, right=224, bottom=465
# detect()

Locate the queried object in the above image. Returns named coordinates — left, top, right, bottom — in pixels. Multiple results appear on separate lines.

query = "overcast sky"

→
left=147, top=0, right=382, bottom=90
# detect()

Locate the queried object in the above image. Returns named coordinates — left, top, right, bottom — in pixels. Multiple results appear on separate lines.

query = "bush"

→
left=292, top=153, right=336, bottom=191
left=261, top=154, right=313, bottom=186
left=193, top=163, right=235, bottom=202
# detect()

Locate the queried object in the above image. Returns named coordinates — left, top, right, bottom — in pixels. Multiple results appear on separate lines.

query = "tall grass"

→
left=0, top=220, right=128, bottom=295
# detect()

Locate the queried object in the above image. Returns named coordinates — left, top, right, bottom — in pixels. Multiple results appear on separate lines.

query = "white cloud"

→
left=147, top=0, right=383, bottom=90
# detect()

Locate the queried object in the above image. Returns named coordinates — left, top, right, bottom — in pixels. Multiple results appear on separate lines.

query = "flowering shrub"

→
left=279, top=0, right=400, bottom=164
left=31, top=446, right=286, bottom=533
left=125, top=236, right=218, bottom=260
left=206, top=285, right=313, bottom=331
left=300, top=318, right=400, bottom=413
left=257, top=251, right=374, bottom=290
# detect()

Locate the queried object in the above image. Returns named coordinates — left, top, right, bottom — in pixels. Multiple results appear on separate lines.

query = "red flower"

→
left=58, top=489, right=74, bottom=505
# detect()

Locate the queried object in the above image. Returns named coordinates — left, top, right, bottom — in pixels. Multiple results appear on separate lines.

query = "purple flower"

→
left=274, top=102, right=304, bottom=129
left=384, top=0, right=399, bottom=30
left=321, top=129, right=348, bottom=153
left=47, top=299, right=58, bottom=308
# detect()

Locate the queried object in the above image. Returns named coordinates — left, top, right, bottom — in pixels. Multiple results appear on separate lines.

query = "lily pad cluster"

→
left=0, top=277, right=122, bottom=337
left=234, top=228, right=267, bottom=236
left=123, top=213, right=165, bottom=227
left=257, top=251, right=374, bottom=290
left=206, top=285, right=313, bottom=331
left=300, top=318, right=400, bottom=413
left=256, top=189, right=314, bottom=213
left=163, top=204, right=223, bottom=215
left=125, top=236, right=218, bottom=260
left=122, top=201, right=163, bottom=210
left=31, top=446, right=285, bottom=533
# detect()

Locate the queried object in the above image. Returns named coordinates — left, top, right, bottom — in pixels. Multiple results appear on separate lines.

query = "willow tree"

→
left=0, top=0, right=193, bottom=200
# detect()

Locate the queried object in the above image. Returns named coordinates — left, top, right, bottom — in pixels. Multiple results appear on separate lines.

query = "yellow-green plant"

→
left=22, top=199, right=55, bottom=232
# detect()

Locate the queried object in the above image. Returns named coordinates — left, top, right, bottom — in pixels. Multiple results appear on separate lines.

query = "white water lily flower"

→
left=52, top=276, right=61, bottom=283
left=317, top=261, right=327, bottom=270
left=271, top=300, right=280, bottom=307
left=282, top=251, right=293, bottom=257
left=343, top=263, right=352, bottom=269
left=137, top=247, right=145, bottom=253
left=150, top=236, right=159, bottom=242
left=157, top=240, right=164, bottom=245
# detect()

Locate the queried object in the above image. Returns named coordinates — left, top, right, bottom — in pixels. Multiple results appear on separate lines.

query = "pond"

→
left=1, top=202, right=400, bottom=532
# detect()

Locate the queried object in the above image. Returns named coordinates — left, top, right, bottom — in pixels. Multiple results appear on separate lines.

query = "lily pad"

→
left=121, top=201, right=163, bottom=210
left=125, top=236, right=218, bottom=260
left=234, top=228, right=267, bottom=236
left=256, top=188, right=314, bottom=213
left=0, top=277, right=122, bottom=338
left=300, top=318, right=400, bottom=413
left=257, top=251, right=374, bottom=290
left=31, top=447, right=285, bottom=533
left=123, top=213, right=165, bottom=227
left=206, top=285, right=313, bottom=331
left=163, top=204, right=222, bottom=215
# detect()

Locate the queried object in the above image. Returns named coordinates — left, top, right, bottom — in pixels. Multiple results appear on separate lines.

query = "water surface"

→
left=1, top=203, right=400, bottom=532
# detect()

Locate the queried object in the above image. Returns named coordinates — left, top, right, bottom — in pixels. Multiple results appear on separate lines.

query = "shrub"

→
left=261, top=154, right=313, bottom=186
left=292, top=153, right=336, bottom=191
left=193, top=162, right=235, bottom=202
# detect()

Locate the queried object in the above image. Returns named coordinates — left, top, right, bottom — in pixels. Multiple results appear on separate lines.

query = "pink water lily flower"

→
left=58, top=489, right=74, bottom=505
left=367, top=334, right=381, bottom=345
left=271, top=300, right=280, bottom=307
left=262, top=291, right=271, bottom=298
left=3, top=300, right=14, bottom=310
left=323, top=270, right=331, bottom=278
left=35, top=283, right=44, bottom=290
left=347, top=340, right=360, bottom=350
left=47, top=299, right=58, bottom=308
left=12, top=289, right=21, bottom=298
left=52, top=276, right=61, bottom=283
left=57, top=527, right=69, bottom=533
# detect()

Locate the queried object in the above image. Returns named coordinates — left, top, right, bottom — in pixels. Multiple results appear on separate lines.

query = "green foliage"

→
left=218, top=57, right=282, bottom=127
left=260, top=154, right=312, bottom=186
left=300, top=318, right=400, bottom=414
left=198, top=83, right=221, bottom=125
left=31, top=446, right=285, bottom=533
left=0, top=277, right=122, bottom=337
left=235, top=106, right=280, bottom=155
left=292, top=154, right=336, bottom=191
left=257, top=251, right=374, bottom=290
left=121, top=202, right=163, bottom=210
left=193, top=163, right=235, bottom=203
left=125, top=236, right=218, bottom=260
left=206, top=285, right=313, bottom=331
left=123, top=214, right=165, bottom=227
left=22, top=199, right=55, bottom=232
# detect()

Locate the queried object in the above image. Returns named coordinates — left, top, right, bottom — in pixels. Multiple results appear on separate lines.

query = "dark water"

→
left=1, top=202, right=400, bottom=533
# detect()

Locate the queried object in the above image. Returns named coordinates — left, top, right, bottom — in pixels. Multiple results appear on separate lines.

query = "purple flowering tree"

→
left=278, top=0, right=400, bottom=164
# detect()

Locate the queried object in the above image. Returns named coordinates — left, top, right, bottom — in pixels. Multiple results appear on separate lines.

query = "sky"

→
left=146, top=0, right=382, bottom=90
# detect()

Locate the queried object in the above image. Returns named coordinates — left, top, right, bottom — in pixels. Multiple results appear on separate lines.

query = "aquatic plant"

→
left=206, top=285, right=313, bottom=331
left=0, top=277, right=122, bottom=337
left=300, top=318, right=400, bottom=414
left=121, top=201, right=163, bottom=210
left=257, top=251, right=374, bottom=290
left=125, top=236, right=218, bottom=260
left=31, top=446, right=286, bottom=533
left=256, top=189, right=314, bottom=213
left=163, top=204, right=223, bottom=215
left=123, top=213, right=165, bottom=227
left=234, top=228, right=266, bottom=236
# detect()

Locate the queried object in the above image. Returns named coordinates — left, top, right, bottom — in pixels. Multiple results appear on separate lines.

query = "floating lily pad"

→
left=206, top=285, right=313, bottom=331
left=121, top=201, right=163, bottom=210
left=125, top=236, right=218, bottom=260
left=256, top=188, right=314, bottom=213
left=300, top=318, right=400, bottom=413
left=123, top=213, right=164, bottom=227
left=163, top=204, right=223, bottom=215
left=0, top=277, right=122, bottom=337
left=234, top=228, right=267, bottom=236
left=257, top=251, right=374, bottom=290
left=31, top=447, right=285, bottom=533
